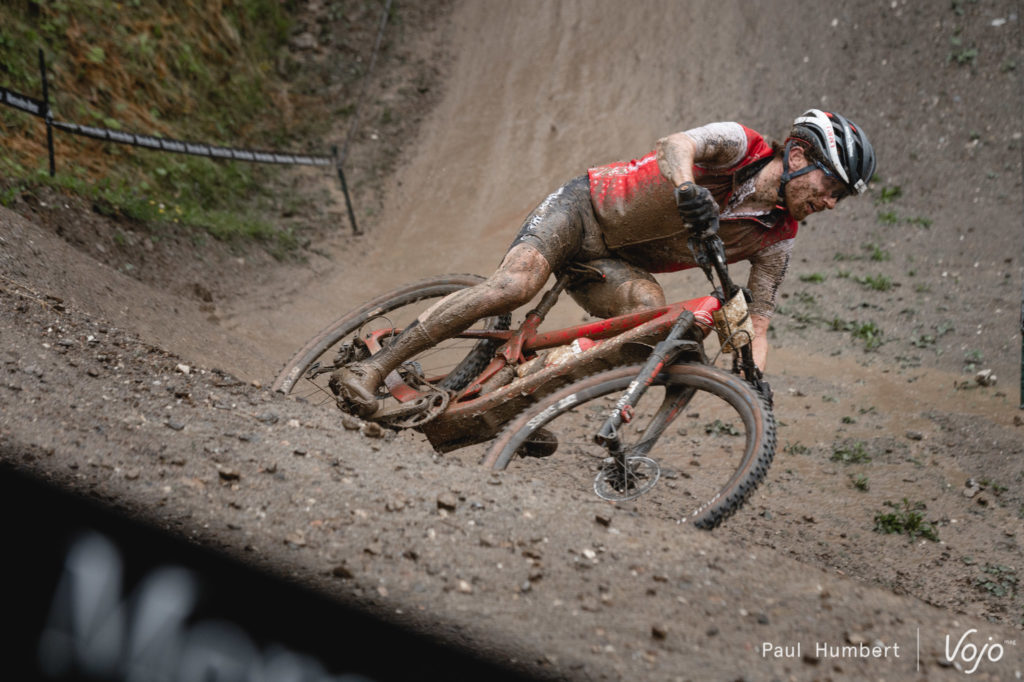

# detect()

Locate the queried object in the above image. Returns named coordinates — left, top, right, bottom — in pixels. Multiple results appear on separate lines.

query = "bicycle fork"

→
left=593, top=311, right=702, bottom=496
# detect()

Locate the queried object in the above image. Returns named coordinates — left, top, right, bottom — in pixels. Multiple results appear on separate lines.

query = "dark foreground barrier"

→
left=0, top=462, right=537, bottom=682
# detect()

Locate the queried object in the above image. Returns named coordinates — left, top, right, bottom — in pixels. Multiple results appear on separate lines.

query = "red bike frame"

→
left=362, top=293, right=723, bottom=453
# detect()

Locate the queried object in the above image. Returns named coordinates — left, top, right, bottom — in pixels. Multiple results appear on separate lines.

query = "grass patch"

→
left=877, top=210, right=901, bottom=225
left=876, top=210, right=933, bottom=228
left=864, top=242, right=890, bottom=262
left=0, top=1, right=323, bottom=250
left=856, top=274, right=894, bottom=292
left=833, top=242, right=892, bottom=263
left=783, top=442, right=810, bottom=456
left=704, top=419, right=741, bottom=437
left=948, top=36, right=978, bottom=66
left=830, top=319, right=884, bottom=351
left=876, top=185, right=902, bottom=204
left=910, top=322, right=954, bottom=350
left=831, top=440, right=872, bottom=464
left=873, top=499, right=939, bottom=542
left=850, top=473, right=869, bottom=491
left=974, top=564, right=1017, bottom=599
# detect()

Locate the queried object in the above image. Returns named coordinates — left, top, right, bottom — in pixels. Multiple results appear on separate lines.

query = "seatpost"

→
left=527, top=273, right=571, bottom=322
left=503, top=273, right=571, bottom=363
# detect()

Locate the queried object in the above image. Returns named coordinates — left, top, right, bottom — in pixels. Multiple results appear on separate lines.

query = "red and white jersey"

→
left=587, top=123, right=798, bottom=272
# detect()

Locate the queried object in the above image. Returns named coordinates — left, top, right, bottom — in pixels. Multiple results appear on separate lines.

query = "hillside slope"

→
left=2, top=1, right=1023, bottom=680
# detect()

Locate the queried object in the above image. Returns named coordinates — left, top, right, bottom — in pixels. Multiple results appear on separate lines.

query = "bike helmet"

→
left=777, top=109, right=877, bottom=202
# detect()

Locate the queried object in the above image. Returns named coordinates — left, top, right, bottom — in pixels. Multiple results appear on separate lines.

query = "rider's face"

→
left=784, top=147, right=850, bottom=221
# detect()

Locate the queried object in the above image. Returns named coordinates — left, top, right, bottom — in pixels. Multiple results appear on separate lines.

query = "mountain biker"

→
left=331, top=109, right=876, bottom=417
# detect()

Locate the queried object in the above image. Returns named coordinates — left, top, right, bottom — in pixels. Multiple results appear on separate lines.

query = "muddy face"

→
left=781, top=145, right=850, bottom=221
left=785, top=169, right=847, bottom=221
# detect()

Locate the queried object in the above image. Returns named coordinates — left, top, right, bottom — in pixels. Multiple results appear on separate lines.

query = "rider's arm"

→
left=750, top=314, right=770, bottom=372
left=656, top=122, right=748, bottom=186
left=745, top=238, right=794, bottom=372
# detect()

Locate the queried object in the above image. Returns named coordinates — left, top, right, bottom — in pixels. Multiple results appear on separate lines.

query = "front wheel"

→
left=483, top=363, right=776, bottom=529
left=272, top=275, right=510, bottom=409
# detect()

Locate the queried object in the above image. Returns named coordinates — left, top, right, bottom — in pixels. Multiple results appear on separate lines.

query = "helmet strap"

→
left=776, top=139, right=815, bottom=206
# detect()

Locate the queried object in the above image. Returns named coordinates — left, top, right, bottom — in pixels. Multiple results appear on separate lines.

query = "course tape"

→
left=2, top=85, right=46, bottom=117
left=1, top=85, right=334, bottom=167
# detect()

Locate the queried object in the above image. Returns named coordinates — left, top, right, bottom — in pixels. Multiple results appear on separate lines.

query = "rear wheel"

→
left=273, top=275, right=510, bottom=411
left=483, top=363, right=775, bottom=529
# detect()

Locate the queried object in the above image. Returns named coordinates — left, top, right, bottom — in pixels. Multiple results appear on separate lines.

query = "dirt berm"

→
left=2, top=1, right=1023, bottom=680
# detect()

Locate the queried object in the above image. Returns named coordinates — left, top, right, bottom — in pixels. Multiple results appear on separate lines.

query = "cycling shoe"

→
left=329, top=364, right=382, bottom=418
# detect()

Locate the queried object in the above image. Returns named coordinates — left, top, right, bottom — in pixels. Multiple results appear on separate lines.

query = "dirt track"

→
left=2, top=1, right=1024, bottom=680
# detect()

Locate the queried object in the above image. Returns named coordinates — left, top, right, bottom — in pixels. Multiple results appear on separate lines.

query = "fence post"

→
left=332, top=146, right=361, bottom=235
left=38, top=49, right=55, bottom=177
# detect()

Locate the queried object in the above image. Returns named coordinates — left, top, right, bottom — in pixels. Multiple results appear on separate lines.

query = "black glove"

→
left=674, top=181, right=718, bottom=237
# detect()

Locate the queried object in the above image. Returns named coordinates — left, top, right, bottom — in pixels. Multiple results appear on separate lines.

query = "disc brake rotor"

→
left=594, top=456, right=661, bottom=501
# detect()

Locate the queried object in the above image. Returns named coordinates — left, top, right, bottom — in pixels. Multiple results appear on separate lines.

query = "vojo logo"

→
left=944, top=628, right=1012, bottom=675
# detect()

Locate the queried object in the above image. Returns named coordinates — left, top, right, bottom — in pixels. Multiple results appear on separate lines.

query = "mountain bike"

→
left=273, top=221, right=776, bottom=529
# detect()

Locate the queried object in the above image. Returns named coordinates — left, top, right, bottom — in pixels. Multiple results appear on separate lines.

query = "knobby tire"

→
left=484, top=363, right=776, bottom=529
left=272, top=274, right=510, bottom=398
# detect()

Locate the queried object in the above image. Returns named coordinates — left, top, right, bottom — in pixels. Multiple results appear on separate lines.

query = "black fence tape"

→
left=3, top=36, right=370, bottom=233
left=2, top=84, right=47, bottom=117
left=52, top=118, right=335, bottom=167
left=2, top=85, right=334, bottom=168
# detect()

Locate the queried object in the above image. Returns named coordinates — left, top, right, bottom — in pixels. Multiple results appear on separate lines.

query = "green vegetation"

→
left=876, top=185, right=902, bottom=204
left=833, top=242, right=891, bottom=262
left=872, top=183, right=931, bottom=228
left=949, top=35, right=978, bottom=66
left=877, top=210, right=900, bottom=225
left=974, top=563, right=1017, bottom=599
left=877, top=210, right=933, bottom=228
left=704, top=419, right=741, bottom=437
left=873, top=499, right=939, bottom=542
left=0, top=1, right=319, bottom=251
left=850, top=473, right=869, bottom=491
left=831, top=440, right=872, bottom=465
left=864, top=242, right=890, bottom=262
left=830, top=318, right=884, bottom=351
left=910, top=322, right=954, bottom=351
left=855, top=274, right=893, bottom=292
left=783, top=442, right=810, bottom=456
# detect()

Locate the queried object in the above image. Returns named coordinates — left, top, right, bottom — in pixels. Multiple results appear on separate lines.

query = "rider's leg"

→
left=329, top=243, right=553, bottom=415
left=331, top=175, right=594, bottom=416
left=566, top=258, right=666, bottom=318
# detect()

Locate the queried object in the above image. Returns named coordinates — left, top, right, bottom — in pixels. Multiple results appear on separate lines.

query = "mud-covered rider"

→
left=331, top=109, right=877, bottom=417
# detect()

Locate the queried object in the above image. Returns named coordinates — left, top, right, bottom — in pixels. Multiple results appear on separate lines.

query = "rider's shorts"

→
left=508, top=175, right=662, bottom=318
left=509, top=175, right=610, bottom=268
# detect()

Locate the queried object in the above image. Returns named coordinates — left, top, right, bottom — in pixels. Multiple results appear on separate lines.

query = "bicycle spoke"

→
left=487, top=364, right=774, bottom=529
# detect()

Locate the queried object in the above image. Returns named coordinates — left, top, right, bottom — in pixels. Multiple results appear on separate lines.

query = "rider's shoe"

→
left=329, top=363, right=383, bottom=418
left=329, top=322, right=437, bottom=419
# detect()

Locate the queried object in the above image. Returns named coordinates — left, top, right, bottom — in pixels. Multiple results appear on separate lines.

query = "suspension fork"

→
left=594, top=310, right=699, bottom=455
left=692, top=228, right=766, bottom=390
